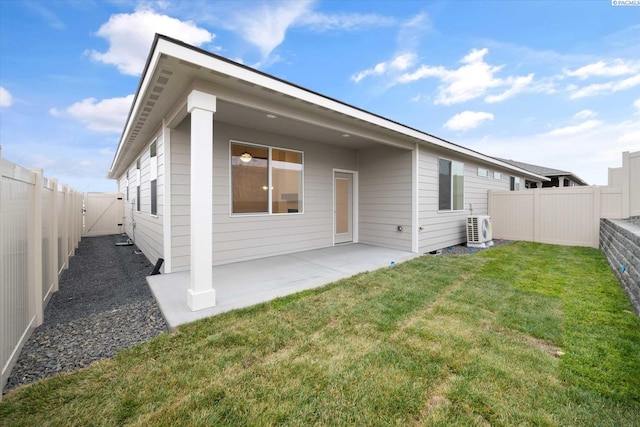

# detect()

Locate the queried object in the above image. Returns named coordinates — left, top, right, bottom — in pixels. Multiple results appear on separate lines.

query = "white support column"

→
left=187, top=90, right=216, bottom=311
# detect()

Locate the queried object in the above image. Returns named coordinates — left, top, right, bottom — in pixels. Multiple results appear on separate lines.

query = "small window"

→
left=478, top=167, right=488, bottom=178
left=136, top=159, right=141, bottom=212
left=231, top=141, right=303, bottom=215
left=510, top=176, right=521, bottom=191
left=150, top=180, right=157, bottom=215
left=150, top=140, right=158, bottom=216
left=493, top=171, right=502, bottom=180
left=439, top=158, right=464, bottom=211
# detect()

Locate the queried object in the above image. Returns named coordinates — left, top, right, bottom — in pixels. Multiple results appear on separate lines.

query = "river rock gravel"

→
left=3, top=235, right=168, bottom=394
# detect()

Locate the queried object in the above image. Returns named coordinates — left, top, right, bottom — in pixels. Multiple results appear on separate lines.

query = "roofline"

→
left=543, top=172, right=588, bottom=185
left=108, top=34, right=548, bottom=182
left=108, top=34, right=163, bottom=177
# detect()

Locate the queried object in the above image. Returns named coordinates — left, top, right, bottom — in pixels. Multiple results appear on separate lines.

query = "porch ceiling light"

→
left=266, top=114, right=278, bottom=119
left=342, top=133, right=350, bottom=138
left=240, top=152, right=253, bottom=163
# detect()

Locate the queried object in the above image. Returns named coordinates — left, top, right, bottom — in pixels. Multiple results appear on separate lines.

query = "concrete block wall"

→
left=600, top=219, right=640, bottom=315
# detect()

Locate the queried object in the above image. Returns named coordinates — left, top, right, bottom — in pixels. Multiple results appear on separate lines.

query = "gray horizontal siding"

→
left=418, top=149, right=522, bottom=253
left=358, top=146, right=413, bottom=251
left=171, top=122, right=191, bottom=272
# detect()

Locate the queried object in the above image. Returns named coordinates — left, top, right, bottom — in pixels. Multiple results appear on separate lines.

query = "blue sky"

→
left=1, top=0, right=638, bottom=191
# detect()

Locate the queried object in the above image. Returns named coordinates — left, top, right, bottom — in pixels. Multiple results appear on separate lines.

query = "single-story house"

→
left=496, top=158, right=588, bottom=189
left=107, top=34, right=546, bottom=311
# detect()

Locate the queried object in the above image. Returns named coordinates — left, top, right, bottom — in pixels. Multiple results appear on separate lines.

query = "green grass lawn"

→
left=2, top=242, right=639, bottom=426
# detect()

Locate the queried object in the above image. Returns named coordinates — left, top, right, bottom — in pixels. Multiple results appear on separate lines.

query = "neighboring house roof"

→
left=108, top=34, right=548, bottom=183
left=495, top=158, right=588, bottom=185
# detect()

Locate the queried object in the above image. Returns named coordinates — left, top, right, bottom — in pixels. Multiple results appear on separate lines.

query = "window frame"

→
left=438, top=157, right=465, bottom=212
left=149, top=139, right=158, bottom=217
left=135, top=158, right=141, bottom=212
left=510, top=176, right=521, bottom=191
left=229, top=140, right=304, bottom=217
left=477, top=167, right=489, bottom=178
left=493, top=171, right=502, bottom=180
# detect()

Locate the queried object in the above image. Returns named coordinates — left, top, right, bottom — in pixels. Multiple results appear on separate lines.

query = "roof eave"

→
left=106, top=34, right=551, bottom=184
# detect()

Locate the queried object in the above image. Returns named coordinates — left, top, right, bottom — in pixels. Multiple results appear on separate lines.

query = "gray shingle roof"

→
left=495, top=158, right=588, bottom=185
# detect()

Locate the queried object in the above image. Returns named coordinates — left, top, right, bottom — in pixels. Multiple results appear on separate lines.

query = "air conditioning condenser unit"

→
left=467, top=215, right=494, bottom=248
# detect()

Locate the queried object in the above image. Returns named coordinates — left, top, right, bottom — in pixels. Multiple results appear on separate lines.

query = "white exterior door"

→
left=334, top=172, right=353, bottom=244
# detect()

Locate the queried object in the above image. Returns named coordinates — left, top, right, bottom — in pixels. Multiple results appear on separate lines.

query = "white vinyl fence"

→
left=608, top=151, right=640, bottom=218
left=489, top=186, right=622, bottom=248
left=1, top=148, right=83, bottom=396
left=489, top=150, right=638, bottom=248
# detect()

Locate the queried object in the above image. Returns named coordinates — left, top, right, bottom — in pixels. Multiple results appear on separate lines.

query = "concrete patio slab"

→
left=147, top=244, right=418, bottom=329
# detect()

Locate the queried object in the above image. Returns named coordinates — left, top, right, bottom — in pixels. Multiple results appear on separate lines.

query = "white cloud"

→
left=543, top=119, right=602, bottom=136
left=573, top=110, right=597, bottom=120
left=50, top=95, right=134, bottom=133
left=26, top=2, right=66, bottom=30
left=461, top=119, right=640, bottom=186
left=350, top=13, right=429, bottom=84
left=634, top=98, right=640, bottom=114
left=396, top=12, right=430, bottom=52
left=569, top=73, right=640, bottom=99
left=89, top=8, right=214, bottom=75
left=564, top=60, right=637, bottom=79
left=351, top=53, right=417, bottom=83
left=485, top=73, right=534, bottom=103
left=0, top=86, right=12, bottom=108
left=197, top=0, right=393, bottom=59
left=410, top=94, right=429, bottom=103
left=230, top=1, right=312, bottom=58
left=618, top=129, right=640, bottom=144
left=297, top=11, right=395, bottom=31
left=443, top=111, right=494, bottom=132
left=397, top=48, right=533, bottom=105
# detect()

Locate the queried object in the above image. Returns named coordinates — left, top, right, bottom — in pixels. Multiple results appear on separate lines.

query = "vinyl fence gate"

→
left=82, top=193, right=125, bottom=237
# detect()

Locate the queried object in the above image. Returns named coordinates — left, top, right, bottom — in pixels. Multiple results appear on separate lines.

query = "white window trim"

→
left=228, top=140, right=304, bottom=217
left=149, top=139, right=158, bottom=217
left=437, top=157, right=465, bottom=213
left=510, top=176, right=521, bottom=191
left=136, top=158, right=141, bottom=212
left=493, top=171, right=502, bottom=180
left=478, top=167, right=489, bottom=178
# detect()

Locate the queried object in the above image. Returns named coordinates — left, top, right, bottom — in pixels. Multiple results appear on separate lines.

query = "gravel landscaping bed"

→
left=436, top=238, right=512, bottom=256
left=3, top=235, right=168, bottom=394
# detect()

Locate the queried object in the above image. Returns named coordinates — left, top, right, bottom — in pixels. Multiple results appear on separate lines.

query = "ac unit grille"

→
left=467, top=215, right=492, bottom=244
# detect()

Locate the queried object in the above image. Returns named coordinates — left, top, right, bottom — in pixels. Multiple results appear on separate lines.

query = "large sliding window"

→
left=438, top=158, right=464, bottom=211
left=231, top=141, right=303, bottom=215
